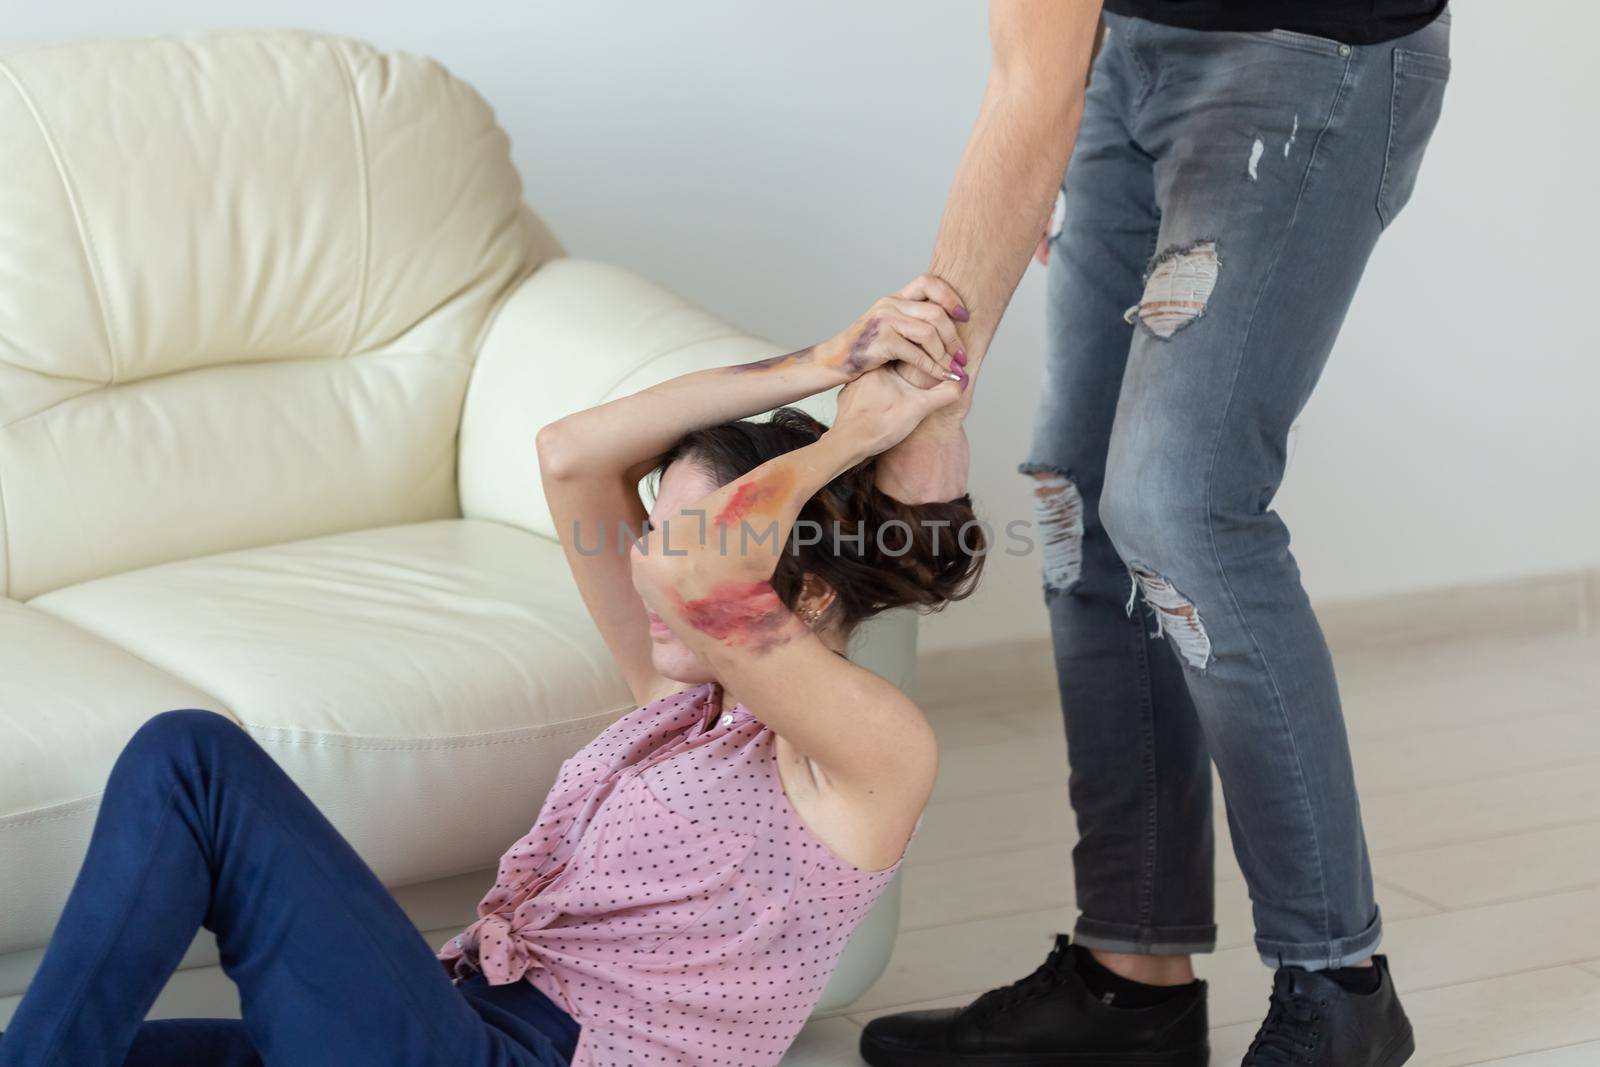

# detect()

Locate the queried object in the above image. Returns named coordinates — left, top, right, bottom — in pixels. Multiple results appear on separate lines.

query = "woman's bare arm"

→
left=538, top=288, right=964, bottom=704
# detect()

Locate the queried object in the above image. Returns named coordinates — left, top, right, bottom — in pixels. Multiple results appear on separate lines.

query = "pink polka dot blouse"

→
left=438, top=683, right=904, bottom=1065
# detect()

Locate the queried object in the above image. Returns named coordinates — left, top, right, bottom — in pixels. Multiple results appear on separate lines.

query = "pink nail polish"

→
left=952, top=349, right=967, bottom=367
left=953, top=305, right=971, bottom=322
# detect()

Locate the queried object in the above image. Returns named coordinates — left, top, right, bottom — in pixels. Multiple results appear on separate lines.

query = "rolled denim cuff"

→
left=1073, top=915, right=1218, bottom=956
left=1255, top=906, right=1383, bottom=971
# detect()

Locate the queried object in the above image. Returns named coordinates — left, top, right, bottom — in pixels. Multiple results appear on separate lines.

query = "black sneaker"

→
left=859, top=935, right=1209, bottom=1066
left=1243, top=956, right=1414, bottom=1066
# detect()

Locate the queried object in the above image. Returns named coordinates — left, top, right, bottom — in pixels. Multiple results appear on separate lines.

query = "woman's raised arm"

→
left=537, top=280, right=966, bottom=705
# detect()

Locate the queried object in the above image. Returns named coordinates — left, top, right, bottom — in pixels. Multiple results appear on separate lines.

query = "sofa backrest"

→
left=0, top=30, right=561, bottom=600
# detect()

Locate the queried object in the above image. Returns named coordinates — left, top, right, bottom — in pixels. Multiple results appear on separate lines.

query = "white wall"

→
left=8, top=2, right=1598, bottom=652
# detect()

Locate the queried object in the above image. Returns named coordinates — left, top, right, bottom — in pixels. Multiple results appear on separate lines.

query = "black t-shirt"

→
left=1102, top=0, right=1447, bottom=45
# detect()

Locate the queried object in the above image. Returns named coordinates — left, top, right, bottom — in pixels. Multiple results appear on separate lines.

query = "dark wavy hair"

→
left=653, top=407, right=985, bottom=631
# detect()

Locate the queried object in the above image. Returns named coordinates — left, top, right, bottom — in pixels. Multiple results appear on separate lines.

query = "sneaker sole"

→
left=1376, top=1025, right=1416, bottom=1067
left=858, top=1036, right=1210, bottom=1067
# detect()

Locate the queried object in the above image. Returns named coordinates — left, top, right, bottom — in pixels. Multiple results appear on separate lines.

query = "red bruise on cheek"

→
left=672, top=581, right=796, bottom=653
left=714, top=466, right=795, bottom=528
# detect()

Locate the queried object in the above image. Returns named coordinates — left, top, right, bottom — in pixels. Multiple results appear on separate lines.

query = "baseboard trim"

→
left=916, top=568, right=1600, bottom=699
left=1312, top=567, right=1599, bottom=655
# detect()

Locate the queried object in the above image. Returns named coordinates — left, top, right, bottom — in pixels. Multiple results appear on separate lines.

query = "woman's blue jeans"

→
left=0, top=710, right=579, bottom=1067
left=1025, top=12, right=1451, bottom=968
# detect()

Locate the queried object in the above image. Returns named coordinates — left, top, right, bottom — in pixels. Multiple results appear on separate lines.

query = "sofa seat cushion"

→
left=0, top=600, right=225, bottom=956
left=30, top=519, right=635, bottom=890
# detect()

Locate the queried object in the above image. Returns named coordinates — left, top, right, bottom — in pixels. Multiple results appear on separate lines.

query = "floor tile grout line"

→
left=847, top=988, right=991, bottom=1022
left=1371, top=875, right=1448, bottom=914
left=896, top=885, right=1432, bottom=940
left=923, top=782, right=1065, bottom=808
left=928, top=668, right=1600, bottom=710
left=925, top=784, right=1067, bottom=806
left=1384, top=960, right=1600, bottom=1001
left=909, top=808, right=1600, bottom=873
left=1344, top=704, right=1600, bottom=745
left=1361, top=752, right=1600, bottom=800
left=916, top=626, right=1600, bottom=690
left=905, top=808, right=1600, bottom=874
left=1377, top=878, right=1600, bottom=915
left=1459, top=1036, right=1600, bottom=1066
left=898, top=903, right=1073, bottom=935
left=1356, top=748, right=1600, bottom=796
left=1204, top=961, right=1600, bottom=1030
left=1372, top=813, right=1600, bottom=860
left=925, top=723, right=1600, bottom=808
left=852, top=893, right=1600, bottom=1023
left=905, top=843, right=1074, bottom=870
left=925, top=698, right=1598, bottom=749
left=849, top=957, right=1600, bottom=1031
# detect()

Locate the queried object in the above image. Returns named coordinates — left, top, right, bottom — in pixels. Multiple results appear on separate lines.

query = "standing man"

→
left=864, top=1, right=1449, bottom=1065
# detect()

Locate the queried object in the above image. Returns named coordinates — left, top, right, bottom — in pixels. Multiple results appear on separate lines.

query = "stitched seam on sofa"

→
left=326, top=39, right=373, bottom=359
left=0, top=364, right=101, bottom=386
left=466, top=260, right=542, bottom=365
left=0, top=717, right=611, bottom=824
left=240, top=715, right=620, bottom=752
left=0, top=60, right=121, bottom=386
left=388, top=864, right=513, bottom=895
left=452, top=256, right=551, bottom=503
left=597, top=328, right=749, bottom=404
left=241, top=716, right=604, bottom=751
left=0, top=464, right=12, bottom=596
left=0, top=792, right=103, bottom=829
left=0, top=349, right=471, bottom=433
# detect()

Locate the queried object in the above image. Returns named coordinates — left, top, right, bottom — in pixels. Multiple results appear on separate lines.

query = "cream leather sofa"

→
left=0, top=29, right=911, bottom=1026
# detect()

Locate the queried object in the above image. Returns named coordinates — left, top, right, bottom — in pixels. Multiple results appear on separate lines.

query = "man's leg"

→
left=1099, top=10, right=1449, bottom=980
left=861, top=26, right=1215, bottom=1066
left=1024, top=25, right=1217, bottom=977
left=0, top=710, right=576, bottom=1067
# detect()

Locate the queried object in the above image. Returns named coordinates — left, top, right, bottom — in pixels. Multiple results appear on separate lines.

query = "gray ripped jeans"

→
left=1024, top=9, right=1450, bottom=968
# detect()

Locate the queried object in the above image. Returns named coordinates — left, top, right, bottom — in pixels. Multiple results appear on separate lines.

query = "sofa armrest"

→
left=458, top=258, right=838, bottom=541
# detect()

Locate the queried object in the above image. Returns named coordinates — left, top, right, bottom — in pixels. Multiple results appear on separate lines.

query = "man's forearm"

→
left=930, top=75, right=1085, bottom=412
left=876, top=2, right=1101, bottom=503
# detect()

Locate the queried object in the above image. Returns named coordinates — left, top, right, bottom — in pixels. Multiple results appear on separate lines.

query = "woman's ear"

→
left=796, top=573, right=839, bottom=625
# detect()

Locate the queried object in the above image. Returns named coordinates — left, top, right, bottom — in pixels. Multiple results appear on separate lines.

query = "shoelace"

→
left=969, top=935, right=1075, bottom=1020
left=1243, top=974, right=1326, bottom=1065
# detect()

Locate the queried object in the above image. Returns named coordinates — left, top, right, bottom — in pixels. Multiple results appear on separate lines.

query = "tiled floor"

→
left=782, top=627, right=1600, bottom=1066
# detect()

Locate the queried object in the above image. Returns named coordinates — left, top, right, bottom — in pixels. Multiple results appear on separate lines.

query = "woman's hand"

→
left=829, top=366, right=965, bottom=460
left=812, top=273, right=970, bottom=386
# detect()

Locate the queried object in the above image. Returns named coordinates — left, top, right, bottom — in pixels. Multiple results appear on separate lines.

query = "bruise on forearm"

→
left=732, top=345, right=815, bottom=373
left=714, top=465, right=798, bottom=528
left=729, top=320, right=878, bottom=375
left=838, top=319, right=881, bottom=374
left=670, top=580, right=803, bottom=654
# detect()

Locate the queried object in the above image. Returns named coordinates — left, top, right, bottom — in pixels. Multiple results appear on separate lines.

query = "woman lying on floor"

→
left=0, top=275, right=981, bottom=1067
